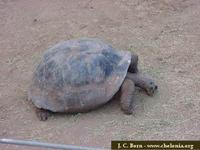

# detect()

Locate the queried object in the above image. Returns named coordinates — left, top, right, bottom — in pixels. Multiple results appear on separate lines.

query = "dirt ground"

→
left=0, top=0, right=200, bottom=149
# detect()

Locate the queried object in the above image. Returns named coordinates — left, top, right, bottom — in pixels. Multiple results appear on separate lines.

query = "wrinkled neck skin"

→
left=126, top=72, right=154, bottom=88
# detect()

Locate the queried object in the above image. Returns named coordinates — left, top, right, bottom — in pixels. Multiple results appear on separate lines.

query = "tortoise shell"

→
left=28, top=38, right=131, bottom=112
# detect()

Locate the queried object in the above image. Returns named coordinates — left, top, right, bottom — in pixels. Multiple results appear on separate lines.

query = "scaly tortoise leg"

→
left=35, top=108, right=51, bottom=121
left=120, top=78, right=135, bottom=114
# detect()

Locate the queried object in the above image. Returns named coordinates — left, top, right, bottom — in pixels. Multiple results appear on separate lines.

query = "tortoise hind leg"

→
left=35, top=108, right=51, bottom=121
left=128, top=52, right=139, bottom=73
left=120, top=78, right=135, bottom=114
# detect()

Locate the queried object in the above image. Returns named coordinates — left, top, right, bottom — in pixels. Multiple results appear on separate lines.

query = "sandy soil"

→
left=0, top=0, right=200, bottom=149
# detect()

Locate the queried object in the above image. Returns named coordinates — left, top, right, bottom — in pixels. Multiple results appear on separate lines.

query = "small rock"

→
left=33, top=18, right=38, bottom=22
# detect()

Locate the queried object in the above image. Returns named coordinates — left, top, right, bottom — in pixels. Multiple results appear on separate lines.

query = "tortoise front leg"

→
left=127, top=72, right=158, bottom=96
left=35, top=108, right=51, bottom=121
left=120, top=78, right=135, bottom=114
left=128, top=52, right=139, bottom=73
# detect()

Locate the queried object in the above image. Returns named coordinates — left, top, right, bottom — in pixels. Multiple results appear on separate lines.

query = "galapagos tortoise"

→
left=28, top=38, right=158, bottom=120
